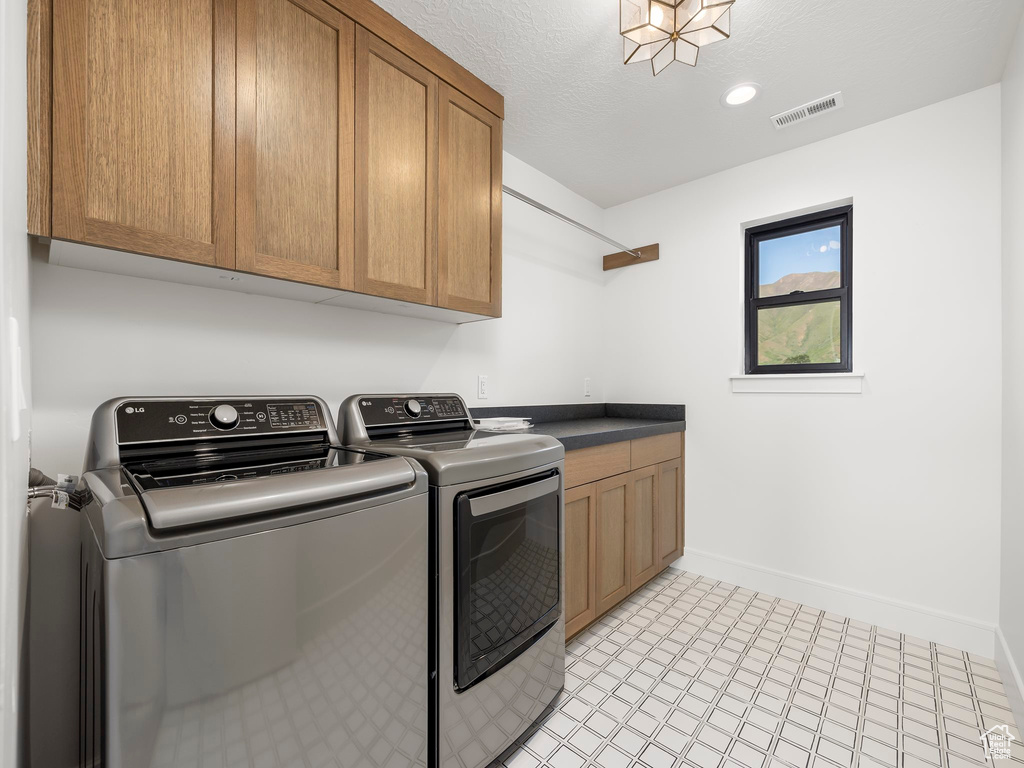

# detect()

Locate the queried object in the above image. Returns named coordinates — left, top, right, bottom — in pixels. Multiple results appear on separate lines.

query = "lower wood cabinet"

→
left=594, top=473, right=632, bottom=615
left=564, top=484, right=597, bottom=637
left=563, top=432, right=684, bottom=639
left=630, top=464, right=660, bottom=591
left=657, top=457, right=684, bottom=568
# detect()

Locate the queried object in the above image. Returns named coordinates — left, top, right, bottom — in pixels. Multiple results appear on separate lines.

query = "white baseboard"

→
left=995, top=627, right=1024, bottom=730
left=674, top=548, right=996, bottom=657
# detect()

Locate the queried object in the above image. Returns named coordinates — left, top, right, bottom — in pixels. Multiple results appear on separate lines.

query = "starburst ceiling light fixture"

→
left=620, top=0, right=734, bottom=76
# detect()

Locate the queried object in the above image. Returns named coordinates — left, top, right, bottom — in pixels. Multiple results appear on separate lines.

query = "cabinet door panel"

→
left=438, top=84, right=502, bottom=316
left=236, top=0, right=354, bottom=288
left=565, top=484, right=597, bottom=638
left=658, top=456, right=684, bottom=568
left=52, top=0, right=235, bottom=266
left=630, top=465, right=660, bottom=591
left=595, top=474, right=631, bottom=615
left=355, top=29, right=437, bottom=304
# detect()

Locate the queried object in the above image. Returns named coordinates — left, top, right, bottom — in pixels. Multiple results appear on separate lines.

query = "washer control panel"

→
left=357, top=394, right=468, bottom=428
left=115, top=398, right=325, bottom=444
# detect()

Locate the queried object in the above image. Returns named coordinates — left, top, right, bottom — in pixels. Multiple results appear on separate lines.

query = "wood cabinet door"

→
left=629, top=465, right=661, bottom=591
left=437, top=84, right=502, bottom=317
left=235, top=0, right=354, bottom=289
left=52, top=0, right=235, bottom=267
left=564, top=483, right=597, bottom=639
left=594, top=473, right=632, bottom=615
left=658, top=456, right=684, bottom=568
left=354, top=29, right=438, bottom=305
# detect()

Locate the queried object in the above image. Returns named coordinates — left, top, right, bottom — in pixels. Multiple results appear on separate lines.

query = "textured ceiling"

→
left=372, top=0, right=1023, bottom=208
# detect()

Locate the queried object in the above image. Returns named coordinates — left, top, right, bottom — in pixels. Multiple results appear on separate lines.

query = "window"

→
left=745, top=205, right=852, bottom=374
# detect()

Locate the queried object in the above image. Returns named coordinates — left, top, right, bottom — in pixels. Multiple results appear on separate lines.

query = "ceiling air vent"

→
left=771, top=92, right=845, bottom=130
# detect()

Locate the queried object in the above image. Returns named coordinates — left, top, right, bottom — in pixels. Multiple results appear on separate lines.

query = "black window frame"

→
left=744, top=205, right=853, bottom=375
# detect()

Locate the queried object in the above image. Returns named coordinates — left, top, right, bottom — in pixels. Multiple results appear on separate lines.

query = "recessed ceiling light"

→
left=722, top=83, right=759, bottom=106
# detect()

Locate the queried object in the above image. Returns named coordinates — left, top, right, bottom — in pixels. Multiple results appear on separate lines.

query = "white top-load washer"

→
left=78, top=396, right=429, bottom=768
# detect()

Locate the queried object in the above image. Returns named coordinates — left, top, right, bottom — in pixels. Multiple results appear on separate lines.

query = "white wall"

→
left=0, top=0, right=33, bottom=765
left=29, top=152, right=610, bottom=473
left=602, top=86, right=1004, bottom=654
left=999, top=15, right=1024, bottom=727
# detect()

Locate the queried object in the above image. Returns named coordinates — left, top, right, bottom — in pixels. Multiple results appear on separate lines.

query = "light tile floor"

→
left=495, top=569, right=1022, bottom=768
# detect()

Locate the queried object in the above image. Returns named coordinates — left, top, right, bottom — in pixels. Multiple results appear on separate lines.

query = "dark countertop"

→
left=469, top=403, right=685, bottom=451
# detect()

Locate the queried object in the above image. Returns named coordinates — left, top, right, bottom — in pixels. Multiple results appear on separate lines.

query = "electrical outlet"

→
left=478, top=375, right=488, bottom=400
left=584, top=378, right=592, bottom=398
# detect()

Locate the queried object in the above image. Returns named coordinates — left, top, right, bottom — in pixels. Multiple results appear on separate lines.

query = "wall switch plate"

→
left=584, top=378, right=592, bottom=398
left=478, top=375, right=488, bottom=399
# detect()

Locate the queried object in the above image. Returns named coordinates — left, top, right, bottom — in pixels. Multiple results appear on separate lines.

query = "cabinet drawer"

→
left=564, top=441, right=631, bottom=489
left=631, top=433, right=681, bottom=469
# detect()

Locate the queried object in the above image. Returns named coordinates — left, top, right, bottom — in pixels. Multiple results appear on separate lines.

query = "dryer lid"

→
left=353, top=430, right=564, bottom=486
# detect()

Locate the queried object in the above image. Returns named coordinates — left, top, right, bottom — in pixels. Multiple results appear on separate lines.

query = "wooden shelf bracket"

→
left=603, top=243, right=660, bottom=271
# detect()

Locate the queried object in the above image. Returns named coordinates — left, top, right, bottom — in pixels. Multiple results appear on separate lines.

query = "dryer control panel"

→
left=356, top=394, right=468, bottom=428
left=115, top=398, right=326, bottom=444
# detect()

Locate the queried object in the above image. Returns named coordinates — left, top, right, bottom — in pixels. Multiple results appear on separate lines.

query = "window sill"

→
left=730, top=373, right=864, bottom=394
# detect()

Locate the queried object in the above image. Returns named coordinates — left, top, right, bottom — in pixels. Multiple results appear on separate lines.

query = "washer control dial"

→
left=404, top=399, right=422, bottom=418
left=209, top=404, right=240, bottom=430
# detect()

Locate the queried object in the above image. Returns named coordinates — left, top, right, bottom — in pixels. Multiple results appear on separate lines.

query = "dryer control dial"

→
left=209, top=404, right=240, bottom=430
left=404, top=399, right=422, bottom=418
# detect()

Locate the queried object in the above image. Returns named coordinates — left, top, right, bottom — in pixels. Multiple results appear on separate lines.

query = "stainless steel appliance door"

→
left=454, top=472, right=561, bottom=690
left=100, top=493, right=429, bottom=768
left=436, top=462, right=565, bottom=768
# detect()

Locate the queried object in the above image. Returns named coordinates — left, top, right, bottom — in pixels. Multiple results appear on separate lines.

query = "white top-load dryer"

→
left=338, top=393, right=566, bottom=768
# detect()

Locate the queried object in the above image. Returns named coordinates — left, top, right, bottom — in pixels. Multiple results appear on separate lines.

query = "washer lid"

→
left=82, top=454, right=429, bottom=558
left=353, top=430, right=564, bottom=485
left=135, top=449, right=409, bottom=530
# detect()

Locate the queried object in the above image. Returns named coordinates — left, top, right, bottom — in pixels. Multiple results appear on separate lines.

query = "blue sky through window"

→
left=758, top=225, right=841, bottom=286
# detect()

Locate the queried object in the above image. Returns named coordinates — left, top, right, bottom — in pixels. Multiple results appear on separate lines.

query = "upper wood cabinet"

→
left=51, top=0, right=236, bottom=268
left=438, top=84, right=502, bottom=317
left=236, top=0, right=355, bottom=290
left=35, top=0, right=504, bottom=321
left=354, top=29, right=437, bottom=305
